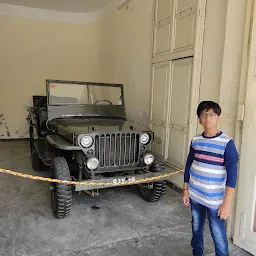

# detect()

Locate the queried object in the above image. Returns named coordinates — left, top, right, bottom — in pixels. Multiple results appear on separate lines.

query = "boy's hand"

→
left=183, top=190, right=190, bottom=206
left=218, top=187, right=235, bottom=220
left=218, top=201, right=231, bottom=220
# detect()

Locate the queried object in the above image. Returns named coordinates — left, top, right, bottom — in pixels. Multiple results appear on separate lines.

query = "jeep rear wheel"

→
left=138, top=153, right=167, bottom=202
left=50, top=157, right=72, bottom=219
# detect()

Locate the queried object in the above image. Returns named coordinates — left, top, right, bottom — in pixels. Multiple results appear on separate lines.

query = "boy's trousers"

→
left=190, top=198, right=229, bottom=256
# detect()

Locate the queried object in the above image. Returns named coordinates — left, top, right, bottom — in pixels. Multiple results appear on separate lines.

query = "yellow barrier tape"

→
left=0, top=168, right=184, bottom=186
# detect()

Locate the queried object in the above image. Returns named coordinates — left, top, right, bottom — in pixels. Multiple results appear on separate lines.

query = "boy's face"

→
left=199, top=108, right=220, bottom=130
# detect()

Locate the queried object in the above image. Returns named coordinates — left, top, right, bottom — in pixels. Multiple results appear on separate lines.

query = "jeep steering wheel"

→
left=93, top=100, right=113, bottom=105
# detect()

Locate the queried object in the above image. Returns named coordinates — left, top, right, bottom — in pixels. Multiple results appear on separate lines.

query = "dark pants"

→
left=190, top=198, right=229, bottom=256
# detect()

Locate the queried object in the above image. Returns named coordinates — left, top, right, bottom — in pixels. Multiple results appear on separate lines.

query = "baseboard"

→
left=0, top=138, right=30, bottom=142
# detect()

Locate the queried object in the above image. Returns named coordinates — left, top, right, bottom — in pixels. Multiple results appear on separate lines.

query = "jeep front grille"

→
left=95, top=133, right=140, bottom=167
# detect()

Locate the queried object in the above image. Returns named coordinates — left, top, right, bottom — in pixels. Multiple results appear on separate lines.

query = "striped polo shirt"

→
left=185, top=132, right=238, bottom=209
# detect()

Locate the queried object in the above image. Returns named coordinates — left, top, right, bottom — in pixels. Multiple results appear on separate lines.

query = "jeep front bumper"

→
left=74, top=170, right=172, bottom=191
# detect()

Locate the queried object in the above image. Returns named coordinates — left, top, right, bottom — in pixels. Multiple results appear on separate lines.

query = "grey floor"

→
left=0, top=141, right=251, bottom=256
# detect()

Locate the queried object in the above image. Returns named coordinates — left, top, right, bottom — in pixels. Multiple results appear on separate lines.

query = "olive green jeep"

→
left=26, top=79, right=170, bottom=219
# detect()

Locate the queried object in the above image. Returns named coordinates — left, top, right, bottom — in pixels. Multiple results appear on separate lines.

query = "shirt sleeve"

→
left=224, top=139, right=239, bottom=188
left=184, top=142, right=194, bottom=183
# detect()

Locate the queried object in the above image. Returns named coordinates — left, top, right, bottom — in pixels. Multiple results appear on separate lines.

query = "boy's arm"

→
left=218, top=140, right=239, bottom=220
left=183, top=143, right=194, bottom=189
left=183, top=143, right=194, bottom=206
left=225, top=139, right=239, bottom=189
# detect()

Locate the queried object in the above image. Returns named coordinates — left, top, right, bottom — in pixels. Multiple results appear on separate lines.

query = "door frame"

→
left=233, top=0, right=256, bottom=254
left=187, top=0, right=207, bottom=152
left=226, top=0, right=253, bottom=239
left=150, top=60, right=171, bottom=159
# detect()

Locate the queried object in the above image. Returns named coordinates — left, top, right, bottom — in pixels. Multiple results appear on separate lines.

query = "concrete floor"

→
left=0, top=141, right=251, bottom=256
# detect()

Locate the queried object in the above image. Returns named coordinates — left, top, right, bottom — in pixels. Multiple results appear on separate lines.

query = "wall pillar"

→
left=218, top=0, right=248, bottom=238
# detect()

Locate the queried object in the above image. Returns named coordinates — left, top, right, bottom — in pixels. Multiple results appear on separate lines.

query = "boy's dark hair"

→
left=197, top=101, right=222, bottom=117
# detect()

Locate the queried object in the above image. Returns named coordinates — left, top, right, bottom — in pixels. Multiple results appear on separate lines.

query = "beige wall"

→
left=0, top=0, right=154, bottom=139
left=218, top=0, right=248, bottom=238
left=218, top=0, right=247, bottom=139
left=0, top=0, right=247, bottom=143
left=198, top=0, right=228, bottom=108
left=198, top=0, right=247, bottom=140
left=99, top=0, right=154, bottom=127
left=0, top=16, right=101, bottom=139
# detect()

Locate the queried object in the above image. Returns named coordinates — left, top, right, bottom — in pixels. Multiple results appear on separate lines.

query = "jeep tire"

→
left=138, top=153, right=167, bottom=202
left=50, top=157, right=72, bottom=219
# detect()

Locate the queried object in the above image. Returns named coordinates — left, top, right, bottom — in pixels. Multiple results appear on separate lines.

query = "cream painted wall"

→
left=218, top=0, right=248, bottom=239
left=198, top=0, right=228, bottom=108
left=0, top=0, right=154, bottom=139
left=0, top=0, right=247, bottom=148
left=218, top=0, right=247, bottom=139
left=99, top=0, right=154, bottom=127
left=0, top=16, right=101, bottom=139
left=198, top=0, right=247, bottom=140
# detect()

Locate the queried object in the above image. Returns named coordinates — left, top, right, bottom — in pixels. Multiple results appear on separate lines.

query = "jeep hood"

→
left=48, top=118, right=150, bottom=136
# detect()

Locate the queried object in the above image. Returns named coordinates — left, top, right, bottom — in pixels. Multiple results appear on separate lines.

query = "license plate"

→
left=112, top=177, right=135, bottom=185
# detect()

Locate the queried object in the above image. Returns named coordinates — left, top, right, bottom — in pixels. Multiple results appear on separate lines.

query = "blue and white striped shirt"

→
left=184, top=132, right=239, bottom=209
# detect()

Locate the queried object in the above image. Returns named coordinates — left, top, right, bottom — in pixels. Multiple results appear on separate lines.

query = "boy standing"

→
left=183, top=101, right=239, bottom=256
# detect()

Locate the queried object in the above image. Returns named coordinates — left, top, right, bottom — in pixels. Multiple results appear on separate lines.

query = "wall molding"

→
left=0, top=0, right=122, bottom=24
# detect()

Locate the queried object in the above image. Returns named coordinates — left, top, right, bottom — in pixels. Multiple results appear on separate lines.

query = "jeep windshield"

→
left=47, top=81, right=123, bottom=106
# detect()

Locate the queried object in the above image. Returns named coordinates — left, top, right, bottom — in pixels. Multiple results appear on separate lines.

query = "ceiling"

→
left=0, top=0, right=113, bottom=13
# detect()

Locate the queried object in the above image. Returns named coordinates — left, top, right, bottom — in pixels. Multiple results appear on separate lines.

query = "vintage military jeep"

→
left=27, top=79, right=170, bottom=219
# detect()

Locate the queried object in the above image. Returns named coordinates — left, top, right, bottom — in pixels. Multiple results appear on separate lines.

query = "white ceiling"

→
left=0, top=0, right=113, bottom=13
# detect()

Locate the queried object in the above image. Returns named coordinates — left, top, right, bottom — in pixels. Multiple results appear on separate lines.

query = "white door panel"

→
left=176, top=0, right=196, bottom=14
left=155, top=0, right=172, bottom=23
left=169, top=58, right=193, bottom=127
left=150, top=124, right=165, bottom=156
left=166, top=57, right=193, bottom=167
left=167, top=129, right=187, bottom=167
left=150, top=62, right=170, bottom=157
left=153, top=0, right=173, bottom=57
left=153, top=0, right=197, bottom=59
left=151, top=62, right=170, bottom=122
left=173, top=6, right=196, bottom=52
left=154, top=21, right=172, bottom=55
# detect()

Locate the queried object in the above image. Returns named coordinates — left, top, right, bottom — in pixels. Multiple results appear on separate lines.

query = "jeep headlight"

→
left=86, top=157, right=99, bottom=170
left=80, top=135, right=93, bottom=148
left=144, top=154, right=154, bottom=165
left=140, top=133, right=150, bottom=144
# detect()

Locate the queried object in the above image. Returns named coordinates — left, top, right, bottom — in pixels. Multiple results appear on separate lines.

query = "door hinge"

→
left=237, top=104, right=245, bottom=121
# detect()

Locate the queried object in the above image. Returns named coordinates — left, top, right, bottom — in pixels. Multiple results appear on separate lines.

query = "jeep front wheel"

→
left=50, top=157, right=72, bottom=219
left=137, top=153, right=167, bottom=202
